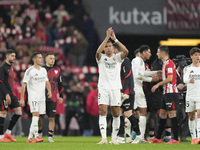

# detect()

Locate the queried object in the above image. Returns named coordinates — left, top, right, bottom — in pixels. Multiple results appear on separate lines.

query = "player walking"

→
left=131, top=45, right=160, bottom=143
left=150, top=45, right=179, bottom=144
left=0, top=49, right=22, bottom=142
left=20, top=52, right=52, bottom=143
left=38, top=52, right=63, bottom=142
left=183, top=47, right=200, bottom=144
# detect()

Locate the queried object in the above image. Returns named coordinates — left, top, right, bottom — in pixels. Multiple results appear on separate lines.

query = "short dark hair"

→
left=158, top=45, right=169, bottom=55
left=134, top=48, right=140, bottom=56
left=107, top=39, right=113, bottom=44
left=5, top=49, right=15, bottom=55
left=113, top=43, right=122, bottom=52
left=189, top=47, right=200, bottom=56
left=31, top=52, right=42, bottom=61
left=139, top=45, right=150, bottom=54
left=45, top=52, right=55, bottom=58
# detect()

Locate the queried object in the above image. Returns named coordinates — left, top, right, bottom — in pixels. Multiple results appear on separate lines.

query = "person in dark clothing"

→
left=176, top=64, right=190, bottom=142
left=38, top=52, right=63, bottom=142
left=0, top=49, right=22, bottom=142
left=114, top=44, right=141, bottom=143
left=146, top=57, right=163, bottom=140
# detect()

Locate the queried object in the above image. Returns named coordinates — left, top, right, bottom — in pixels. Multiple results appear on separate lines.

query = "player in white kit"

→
left=96, top=28, right=129, bottom=145
left=131, top=45, right=160, bottom=143
left=20, top=52, right=52, bottom=143
left=183, top=47, right=200, bottom=144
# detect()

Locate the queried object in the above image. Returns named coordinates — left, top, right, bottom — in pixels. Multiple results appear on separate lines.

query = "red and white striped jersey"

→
left=162, top=59, right=178, bottom=94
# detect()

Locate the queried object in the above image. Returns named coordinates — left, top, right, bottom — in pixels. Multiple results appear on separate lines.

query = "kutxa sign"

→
left=86, top=0, right=200, bottom=35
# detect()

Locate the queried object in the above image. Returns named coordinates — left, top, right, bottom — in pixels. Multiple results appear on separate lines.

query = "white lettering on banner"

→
left=167, top=0, right=200, bottom=19
left=109, top=6, right=167, bottom=25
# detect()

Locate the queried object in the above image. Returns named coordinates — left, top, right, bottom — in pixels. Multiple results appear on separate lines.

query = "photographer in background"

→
left=173, top=55, right=191, bottom=142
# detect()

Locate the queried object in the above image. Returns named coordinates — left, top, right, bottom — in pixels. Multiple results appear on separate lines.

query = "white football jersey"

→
left=23, top=66, right=48, bottom=102
left=96, top=53, right=123, bottom=90
left=183, top=64, right=200, bottom=98
left=131, top=57, right=156, bottom=90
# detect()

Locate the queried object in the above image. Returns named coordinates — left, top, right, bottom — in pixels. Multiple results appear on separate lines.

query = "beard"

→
left=9, top=60, right=14, bottom=64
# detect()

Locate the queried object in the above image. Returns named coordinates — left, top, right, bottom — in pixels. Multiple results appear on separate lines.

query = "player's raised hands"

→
left=110, top=29, right=117, bottom=41
left=106, top=27, right=113, bottom=38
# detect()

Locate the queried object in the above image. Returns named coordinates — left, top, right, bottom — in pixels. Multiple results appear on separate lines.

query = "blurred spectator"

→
left=82, top=13, right=95, bottom=65
left=86, top=82, right=99, bottom=136
left=23, top=3, right=39, bottom=24
left=0, top=41, right=7, bottom=61
left=62, top=66, right=79, bottom=97
left=70, top=31, right=87, bottom=67
left=21, top=19, right=35, bottom=39
left=53, top=4, right=70, bottom=26
left=64, top=85, right=85, bottom=135
left=36, top=21, right=47, bottom=43
left=45, top=16, right=60, bottom=46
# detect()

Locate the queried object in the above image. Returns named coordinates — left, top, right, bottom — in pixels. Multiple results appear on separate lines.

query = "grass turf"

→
left=0, top=137, right=199, bottom=150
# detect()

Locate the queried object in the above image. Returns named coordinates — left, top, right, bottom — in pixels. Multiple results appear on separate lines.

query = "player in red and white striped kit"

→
left=149, top=45, right=179, bottom=144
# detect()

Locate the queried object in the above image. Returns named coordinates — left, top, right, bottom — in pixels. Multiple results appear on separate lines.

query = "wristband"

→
left=114, top=39, right=118, bottom=43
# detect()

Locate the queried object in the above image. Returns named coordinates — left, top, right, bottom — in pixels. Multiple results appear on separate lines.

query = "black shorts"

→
left=46, top=101, right=57, bottom=117
left=0, top=95, right=20, bottom=111
left=161, top=93, right=179, bottom=111
left=121, top=94, right=134, bottom=111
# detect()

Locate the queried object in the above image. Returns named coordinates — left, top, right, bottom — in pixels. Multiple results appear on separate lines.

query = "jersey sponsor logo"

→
left=53, top=110, right=56, bottom=112
left=190, top=70, right=194, bottom=73
left=54, top=70, right=58, bottom=74
left=189, top=74, right=200, bottom=80
left=104, top=62, right=117, bottom=69
left=166, top=102, right=172, bottom=107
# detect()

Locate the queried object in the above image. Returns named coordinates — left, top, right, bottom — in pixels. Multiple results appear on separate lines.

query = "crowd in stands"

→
left=0, top=0, right=100, bottom=136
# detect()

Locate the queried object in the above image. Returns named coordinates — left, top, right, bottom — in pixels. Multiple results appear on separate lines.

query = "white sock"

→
left=197, top=118, right=200, bottom=139
left=125, top=117, right=131, bottom=137
left=139, top=116, right=146, bottom=139
left=112, top=116, right=120, bottom=139
left=189, top=119, right=196, bottom=139
left=5, top=129, right=11, bottom=135
left=99, top=115, right=107, bottom=140
left=28, top=116, right=39, bottom=139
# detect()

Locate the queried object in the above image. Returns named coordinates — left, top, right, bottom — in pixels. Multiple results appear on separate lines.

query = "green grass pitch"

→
left=0, top=137, right=199, bottom=150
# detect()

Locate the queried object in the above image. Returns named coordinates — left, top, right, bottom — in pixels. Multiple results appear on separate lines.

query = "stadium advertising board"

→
left=85, top=0, right=200, bottom=37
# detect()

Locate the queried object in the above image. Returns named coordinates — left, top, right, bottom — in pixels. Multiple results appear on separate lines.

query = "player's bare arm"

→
left=46, top=81, right=52, bottom=98
left=96, top=27, right=112, bottom=61
left=20, top=82, right=27, bottom=107
left=151, top=75, right=173, bottom=93
left=110, top=29, right=129, bottom=59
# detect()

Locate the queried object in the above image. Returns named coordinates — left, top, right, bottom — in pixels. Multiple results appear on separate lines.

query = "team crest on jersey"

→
left=54, top=70, right=58, bottom=74
left=113, top=57, right=115, bottom=61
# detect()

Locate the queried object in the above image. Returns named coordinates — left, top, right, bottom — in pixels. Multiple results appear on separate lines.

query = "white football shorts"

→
left=98, top=88, right=121, bottom=106
left=186, top=96, right=200, bottom=112
left=134, top=88, right=147, bottom=109
left=29, top=101, right=46, bottom=114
